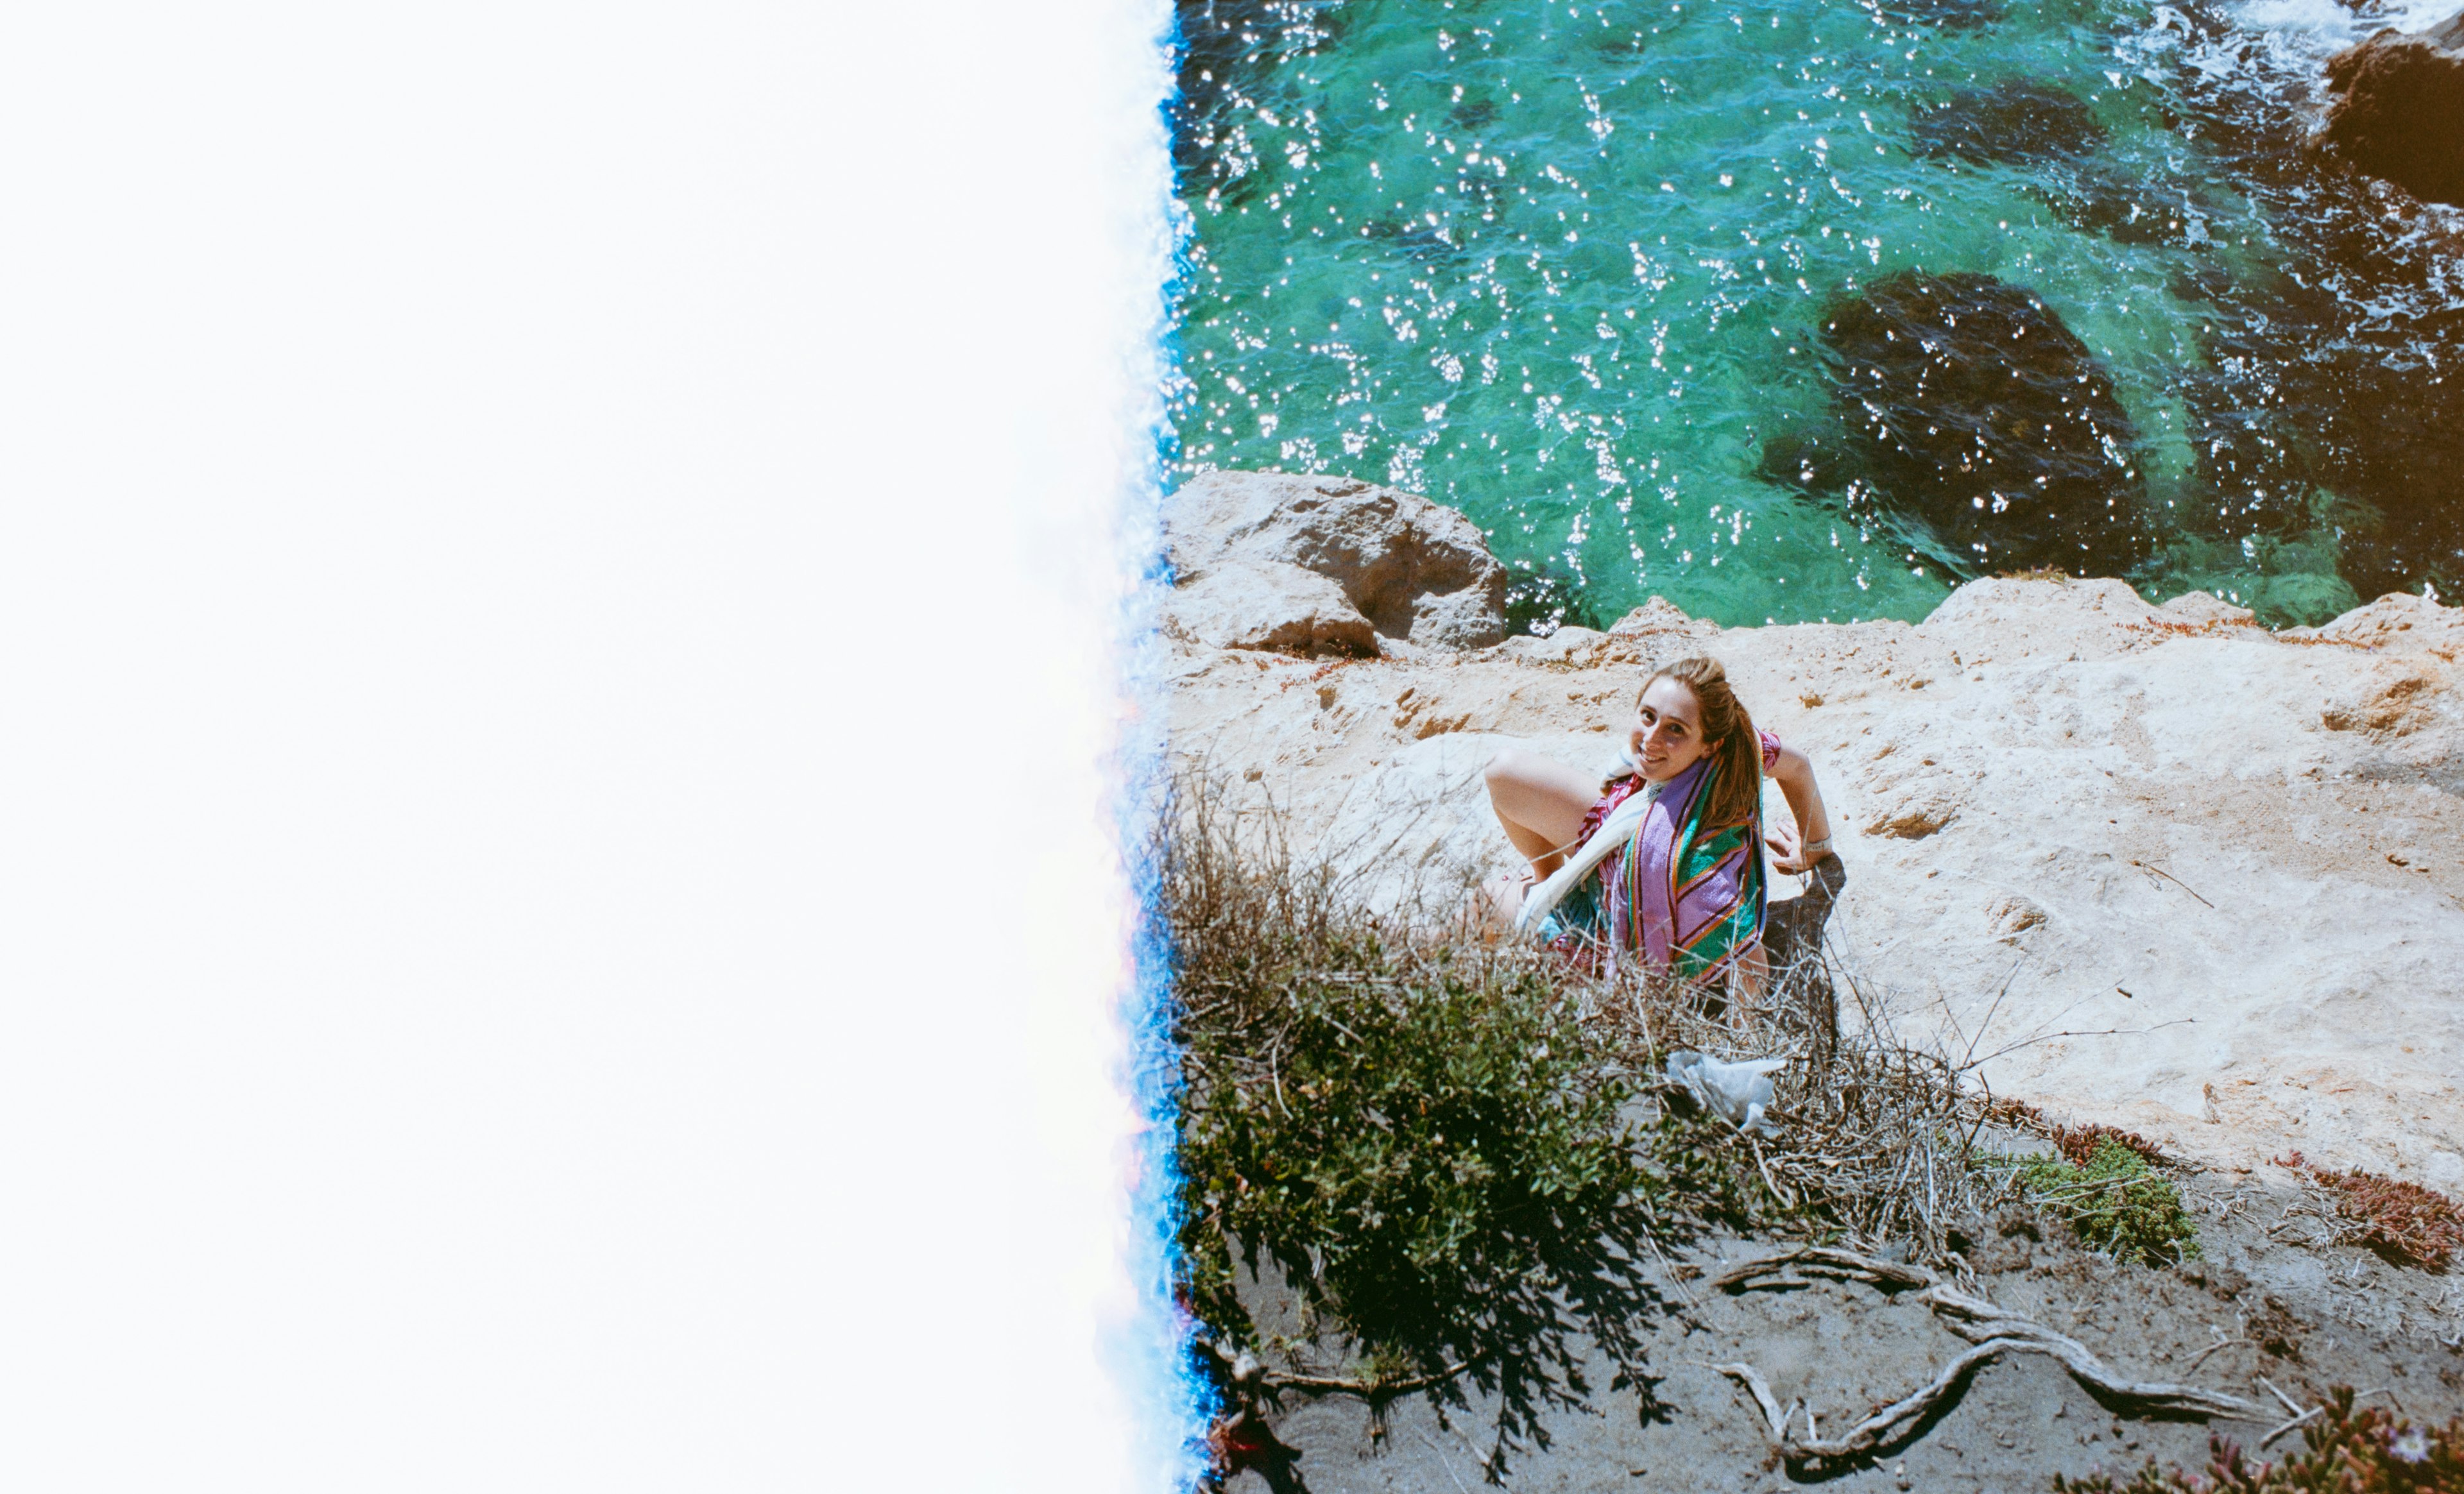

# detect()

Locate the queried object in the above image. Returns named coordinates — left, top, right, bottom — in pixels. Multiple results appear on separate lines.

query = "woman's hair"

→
left=1641, top=656, right=1761, bottom=827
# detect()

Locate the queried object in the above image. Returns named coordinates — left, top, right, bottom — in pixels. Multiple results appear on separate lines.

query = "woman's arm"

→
left=1764, top=742, right=1834, bottom=874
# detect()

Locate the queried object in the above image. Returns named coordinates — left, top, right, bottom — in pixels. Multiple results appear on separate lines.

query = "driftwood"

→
left=1198, top=1337, right=1476, bottom=1401
left=1713, top=1247, right=2263, bottom=1464
left=1262, top=1361, right=1475, bottom=1398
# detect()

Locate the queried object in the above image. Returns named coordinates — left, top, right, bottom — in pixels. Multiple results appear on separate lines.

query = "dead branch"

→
left=1720, top=1339, right=2026, bottom=1461
left=2186, top=1337, right=2251, bottom=1370
left=1713, top=1362, right=1792, bottom=1441
left=1709, top=1246, right=2263, bottom=1463
left=1263, top=1361, right=1476, bottom=1398
left=1921, top=1283, right=2260, bottom=1420
left=2259, top=1404, right=2323, bottom=1450
left=1713, top=1244, right=1935, bottom=1293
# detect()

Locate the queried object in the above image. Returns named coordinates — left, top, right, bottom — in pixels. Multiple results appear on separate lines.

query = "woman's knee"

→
left=1485, top=747, right=1534, bottom=790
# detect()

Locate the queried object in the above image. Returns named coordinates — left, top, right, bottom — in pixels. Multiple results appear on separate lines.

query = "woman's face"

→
left=1632, top=677, right=1712, bottom=782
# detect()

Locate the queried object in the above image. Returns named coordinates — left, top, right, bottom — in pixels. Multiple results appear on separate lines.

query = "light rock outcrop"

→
left=1167, top=473, right=2464, bottom=1193
left=1161, top=470, right=1507, bottom=655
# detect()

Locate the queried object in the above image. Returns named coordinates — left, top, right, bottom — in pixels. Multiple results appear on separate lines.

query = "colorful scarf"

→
left=1603, top=754, right=1767, bottom=981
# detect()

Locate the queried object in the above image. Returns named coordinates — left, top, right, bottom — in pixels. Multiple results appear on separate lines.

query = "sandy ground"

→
left=1225, top=1172, right=2464, bottom=1492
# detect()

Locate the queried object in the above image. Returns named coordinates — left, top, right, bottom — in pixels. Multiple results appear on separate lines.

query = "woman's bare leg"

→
left=1482, top=748, right=1599, bottom=879
left=1469, top=870, right=1526, bottom=937
left=1728, top=942, right=1770, bottom=1029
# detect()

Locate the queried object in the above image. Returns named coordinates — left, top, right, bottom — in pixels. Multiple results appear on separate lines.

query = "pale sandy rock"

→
left=1161, top=561, right=1378, bottom=657
left=1607, top=595, right=1721, bottom=644
left=1165, top=469, right=1507, bottom=649
left=1496, top=624, right=1609, bottom=665
left=1167, top=485, right=2464, bottom=1193
left=2291, top=588, right=2464, bottom=653
left=2154, top=591, right=2258, bottom=627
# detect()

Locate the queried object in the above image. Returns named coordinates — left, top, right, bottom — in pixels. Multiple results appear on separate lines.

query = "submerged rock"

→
left=1908, top=80, right=2106, bottom=167
left=2320, top=12, right=2464, bottom=207
left=1777, top=271, right=2151, bottom=577
left=2121, top=8, right=2464, bottom=605
left=1171, top=0, right=1343, bottom=203
left=1501, top=560, right=1606, bottom=639
left=2029, top=167, right=2212, bottom=248
left=1164, top=470, right=1509, bottom=653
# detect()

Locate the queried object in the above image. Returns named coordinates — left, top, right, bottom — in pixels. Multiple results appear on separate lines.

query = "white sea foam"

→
left=2229, top=0, right=2454, bottom=61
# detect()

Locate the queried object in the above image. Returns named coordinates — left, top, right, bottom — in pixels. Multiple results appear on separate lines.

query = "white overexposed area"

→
left=0, top=3, right=1185, bottom=1488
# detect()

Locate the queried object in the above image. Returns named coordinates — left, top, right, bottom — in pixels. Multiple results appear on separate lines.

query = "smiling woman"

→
left=1479, top=656, right=1833, bottom=999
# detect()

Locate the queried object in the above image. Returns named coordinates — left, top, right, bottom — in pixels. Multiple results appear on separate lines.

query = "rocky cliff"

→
left=1165, top=470, right=2464, bottom=1191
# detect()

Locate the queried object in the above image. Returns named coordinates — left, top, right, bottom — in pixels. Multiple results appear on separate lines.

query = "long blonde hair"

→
left=1641, top=656, right=1761, bottom=828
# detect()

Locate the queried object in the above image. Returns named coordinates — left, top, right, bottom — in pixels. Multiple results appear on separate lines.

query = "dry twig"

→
left=1263, top=1361, right=1476, bottom=1398
left=2185, top=1336, right=2251, bottom=1370
left=1712, top=1248, right=2261, bottom=1464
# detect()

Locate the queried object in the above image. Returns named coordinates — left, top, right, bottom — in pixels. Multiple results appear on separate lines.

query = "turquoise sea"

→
left=1167, top=0, right=2464, bottom=627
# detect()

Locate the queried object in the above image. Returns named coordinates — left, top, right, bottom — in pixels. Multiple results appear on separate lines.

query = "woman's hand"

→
left=1764, top=742, right=1833, bottom=875
left=1765, top=820, right=1821, bottom=876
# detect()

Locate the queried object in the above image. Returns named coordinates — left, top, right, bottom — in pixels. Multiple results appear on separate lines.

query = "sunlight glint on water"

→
left=1168, top=0, right=2446, bottom=627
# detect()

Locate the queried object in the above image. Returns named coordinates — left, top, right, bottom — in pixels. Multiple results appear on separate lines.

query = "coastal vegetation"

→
left=2002, top=1130, right=2202, bottom=1268
left=2052, top=1386, right=2464, bottom=1492
left=1160, top=774, right=2178, bottom=1460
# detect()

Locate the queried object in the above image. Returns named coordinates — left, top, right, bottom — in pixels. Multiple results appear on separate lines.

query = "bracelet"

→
left=1799, top=837, right=1833, bottom=858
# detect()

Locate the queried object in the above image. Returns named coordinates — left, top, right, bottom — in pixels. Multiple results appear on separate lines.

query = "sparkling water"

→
left=1167, top=0, right=2464, bottom=627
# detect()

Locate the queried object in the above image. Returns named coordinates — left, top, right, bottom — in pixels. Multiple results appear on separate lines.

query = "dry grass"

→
left=1570, top=958, right=2013, bottom=1259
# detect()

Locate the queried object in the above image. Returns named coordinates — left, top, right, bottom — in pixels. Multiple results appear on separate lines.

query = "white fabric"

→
left=1666, top=1050, right=1788, bottom=1134
left=1512, top=752, right=1662, bottom=937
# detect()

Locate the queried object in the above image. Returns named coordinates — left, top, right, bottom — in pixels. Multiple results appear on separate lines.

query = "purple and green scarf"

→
left=1604, top=754, right=1767, bottom=981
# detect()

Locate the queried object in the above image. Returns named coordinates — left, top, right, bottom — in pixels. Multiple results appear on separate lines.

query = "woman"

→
left=1480, top=656, right=1834, bottom=996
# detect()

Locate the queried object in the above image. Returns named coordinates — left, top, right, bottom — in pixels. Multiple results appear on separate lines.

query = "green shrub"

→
left=1163, top=793, right=1762, bottom=1445
left=2003, top=1137, right=2198, bottom=1266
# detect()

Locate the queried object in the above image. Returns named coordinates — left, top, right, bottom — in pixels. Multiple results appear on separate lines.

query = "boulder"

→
left=1163, top=470, right=1509, bottom=652
left=2320, top=13, right=2464, bottom=206
left=1161, top=561, right=1378, bottom=657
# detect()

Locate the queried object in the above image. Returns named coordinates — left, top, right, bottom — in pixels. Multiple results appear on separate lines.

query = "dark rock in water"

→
left=1172, top=0, right=1343, bottom=202
left=2029, top=167, right=2211, bottom=248
left=2161, top=242, right=2464, bottom=599
left=1908, top=80, right=2106, bottom=167
left=1793, top=271, right=2151, bottom=576
left=1502, top=561, right=1606, bottom=638
left=2320, top=16, right=2464, bottom=206
left=1448, top=97, right=1498, bottom=131
left=1356, top=217, right=1462, bottom=264
left=1756, top=429, right=1852, bottom=496
left=2121, top=0, right=2464, bottom=602
left=2325, top=382, right=2464, bottom=598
